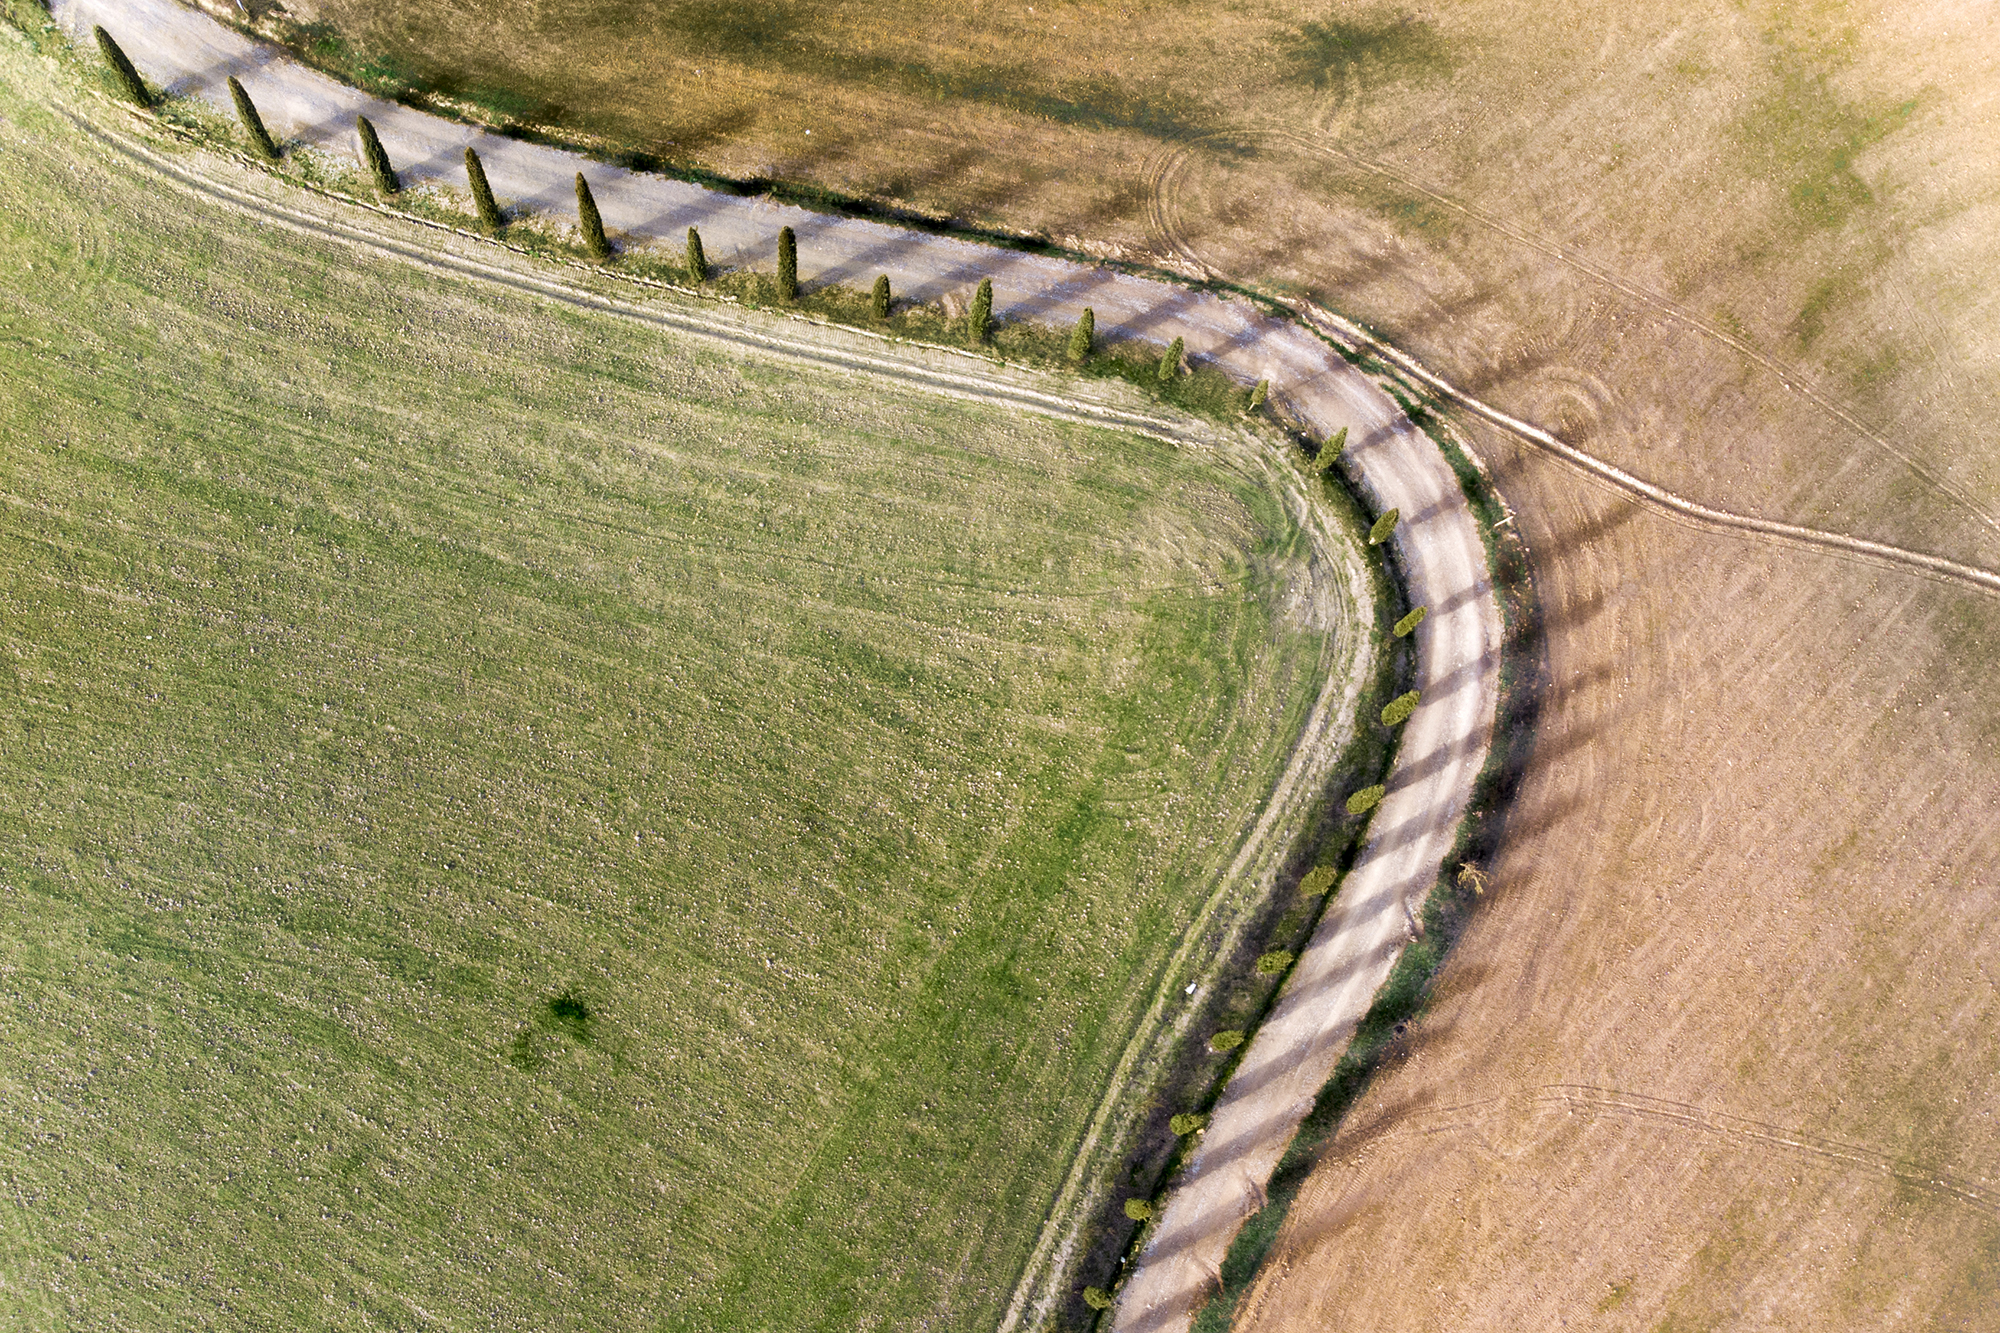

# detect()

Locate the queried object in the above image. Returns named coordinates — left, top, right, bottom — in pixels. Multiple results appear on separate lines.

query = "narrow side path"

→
left=48, top=6, right=1504, bottom=1331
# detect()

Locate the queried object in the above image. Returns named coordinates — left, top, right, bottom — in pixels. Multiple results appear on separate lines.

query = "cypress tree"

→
left=968, top=278, right=993, bottom=344
left=776, top=226, right=798, bottom=300
left=1345, top=784, right=1385, bottom=815
left=685, top=226, right=707, bottom=282
left=1066, top=308, right=1094, bottom=363
left=1247, top=378, right=1269, bottom=413
left=1380, top=689, right=1422, bottom=727
left=356, top=116, right=397, bottom=194
left=871, top=274, right=891, bottom=321
left=1157, top=335, right=1184, bottom=385
left=465, top=147, right=502, bottom=231
left=576, top=173, right=609, bottom=260
left=1368, top=507, right=1400, bottom=546
left=1393, top=605, right=1428, bottom=638
left=228, top=77, right=278, bottom=160
left=93, top=27, right=150, bottom=107
left=1319, top=425, right=1348, bottom=471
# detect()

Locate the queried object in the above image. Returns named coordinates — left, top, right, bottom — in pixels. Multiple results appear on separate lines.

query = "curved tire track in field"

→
left=45, top=6, right=1502, bottom=1331
left=1321, top=1084, right=2000, bottom=1219
left=1148, top=131, right=2000, bottom=597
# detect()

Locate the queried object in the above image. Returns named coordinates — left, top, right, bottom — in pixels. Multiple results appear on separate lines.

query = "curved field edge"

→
left=1181, top=396, right=1542, bottom=1333
left=0, top=23, right=1400, bottom=1328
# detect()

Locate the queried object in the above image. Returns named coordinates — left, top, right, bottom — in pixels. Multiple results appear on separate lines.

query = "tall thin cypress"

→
left=464, top=147, right=502, bottom=231
left=871, top=274, right=891, bottom=321
left=968, top=278, right=993, bottom=344
left=576, top=173, right=609, bottom=260
left=776, top=226, right=798, bottom=301
left=228, top=77, right=278, bottom=160
left=1067, top=308, right=1094, bottom=363
left=685, top=227, right=708, bottom=282
left=1247, top=378, right=1269, bottom=413
left=356, top=116, right=397, bottom=194
left=1157, top=335, right=1184, bottom=385
left=1319, top=425, right=1348, bottom=471
left=93, top=26, right=150, bottom=107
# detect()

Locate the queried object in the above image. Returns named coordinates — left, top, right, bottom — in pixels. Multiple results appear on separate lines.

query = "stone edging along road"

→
left=46, top=3, right=1506, bottom=1330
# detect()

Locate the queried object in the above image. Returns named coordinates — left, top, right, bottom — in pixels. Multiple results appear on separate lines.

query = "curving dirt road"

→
left=45, top=4, right=1505, bottom=1329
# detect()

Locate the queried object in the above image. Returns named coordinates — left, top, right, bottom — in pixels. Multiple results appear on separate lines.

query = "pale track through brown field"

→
left=1326, top=1084, right=2000, bottom=1219
left=1143, top=129, right=2000, bottom=601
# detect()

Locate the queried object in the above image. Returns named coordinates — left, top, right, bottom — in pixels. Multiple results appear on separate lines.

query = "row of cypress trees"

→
left=90, top=27, right=1266, bottom=396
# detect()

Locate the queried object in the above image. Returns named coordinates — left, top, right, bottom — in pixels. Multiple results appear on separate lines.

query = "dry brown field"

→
left=254, top=0, right=2000, bottom=1324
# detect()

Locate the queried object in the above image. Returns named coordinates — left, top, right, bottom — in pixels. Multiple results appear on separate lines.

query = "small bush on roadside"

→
left=1393, top=606, right=1427, bottom=638
left=1380, top=690, right=1421, bottom=727
left=1256, top=949, right=1294, bottom=975
left=1083, top=1287, right=1114, bottom=1311
left=1123, top=1198, right=1155, bottom=1221
left=1247, top=377, right=1268, bottom=413
left=93, top=26, right=149, bottom=107
left=1346, top=785, right=1385, bottom=815
left=1170, top=1112, right=1207, bottom=1136
left=228, top=77, right=278, bottom=160
left=465, top=147, right=502, bottom=231
left=1368, top=507, right=1401, bottom=545
left=1209, top=1029, right=1245, bottom=1052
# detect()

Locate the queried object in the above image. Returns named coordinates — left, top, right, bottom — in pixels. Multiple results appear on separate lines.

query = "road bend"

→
left=47, top=3, right=1505, bottom=1329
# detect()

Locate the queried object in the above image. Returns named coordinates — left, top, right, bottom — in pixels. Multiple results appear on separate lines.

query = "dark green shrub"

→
left=1247, top=377, right=1269, bottom=413
left=871, top=274, right=890, bottom=320
left=1067, top=307, right=1094, bottom=362
left=1320, top=425, right=1348, bottom=470
left=1082, top=1287, right=1114, bottom=1312
left=1380, top=690, right=1421, bottom=727
left=576, top=173, right=609, bottom=260
left=465, top=147, right=502, bottom=231
left=1157, top=335, right=1184, bottom=385
left=1169, top=1112, right=1207, bottom=1136
left=1123, top=1198, right=1155, bottom=1222
left=1256, top=949, right=1294, bottom=975
left=968, top=277, right=993, bottom=344
left=1209, top=1029, right=1245, bottom=1052
left=93, top=26, right=149, bottom=107
left=777, top=225, right=797, bottom=300
left=1368, top=507, right=1401, bottom=545
left=1298, top=865, right=1339, bottom=898
left=1345, top=785, right=1385, bottom=815
left=356, top=116, right=397, bottom=194
left=1393, top=606, right=1428, bottom=638
left=227, top=77, right=278, bottom=160
left=685, top=226, right=707, bottom=282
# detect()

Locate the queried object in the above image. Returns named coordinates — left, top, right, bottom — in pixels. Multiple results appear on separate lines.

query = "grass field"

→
left=0, top=44, right=1367, bottom=1330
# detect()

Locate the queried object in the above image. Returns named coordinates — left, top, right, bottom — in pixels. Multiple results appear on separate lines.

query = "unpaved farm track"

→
left=44, top=5, right=1504, bottom=1328
left=1146, top=131, right=2000, bottom=600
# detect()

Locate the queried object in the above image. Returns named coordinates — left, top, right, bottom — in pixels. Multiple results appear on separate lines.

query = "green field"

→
left=0, top=48, right=1361, bottom=1331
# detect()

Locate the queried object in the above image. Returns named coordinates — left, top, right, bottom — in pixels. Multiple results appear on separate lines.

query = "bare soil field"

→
left=265, top=0, right=2000, bottom=1325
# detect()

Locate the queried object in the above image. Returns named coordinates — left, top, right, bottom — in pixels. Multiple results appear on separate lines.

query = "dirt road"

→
left=47, top=4, right=1503, bottom=1328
